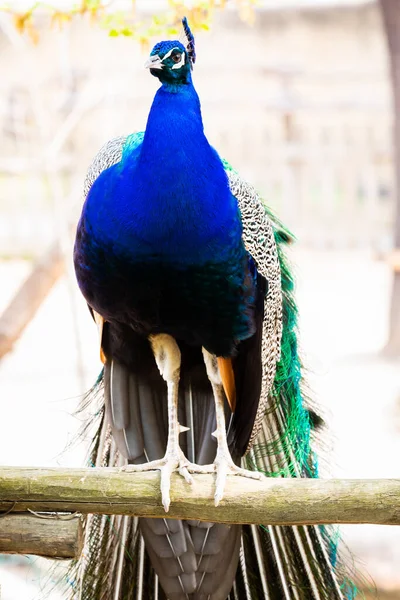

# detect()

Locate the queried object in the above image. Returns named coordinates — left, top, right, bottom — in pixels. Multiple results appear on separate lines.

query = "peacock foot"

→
left=182, top=447, right=263, bottom=507
left=212, top=446, right=263, bottom=507
left=121, top=445, right=196, bottom=512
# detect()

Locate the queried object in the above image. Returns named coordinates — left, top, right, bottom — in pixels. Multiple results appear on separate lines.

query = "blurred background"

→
left=0, top=0, right=399, bottom=598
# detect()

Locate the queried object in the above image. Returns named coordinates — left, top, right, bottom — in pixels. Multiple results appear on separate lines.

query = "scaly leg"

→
left=121, top=334, right=194, bottom=512
left=202, top=349, right=264, bottom=507
left=121, top=336, right=258, bottom=511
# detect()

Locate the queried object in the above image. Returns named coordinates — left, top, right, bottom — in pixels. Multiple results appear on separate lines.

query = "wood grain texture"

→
left=0, top=512, right=83, bottom=558
left=0, top=467, right=399, bottom=525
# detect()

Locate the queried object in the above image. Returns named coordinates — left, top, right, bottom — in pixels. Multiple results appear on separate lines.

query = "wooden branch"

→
left=0, top=467, right=399, bottom=526
left=0, top=512, right=83, bottom=558
left=0, top=241, right=64, bottom=359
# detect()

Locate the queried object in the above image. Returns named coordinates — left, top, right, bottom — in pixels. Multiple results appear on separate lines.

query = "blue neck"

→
left=96, top=79, right=241, bottom=264
left=139, top=80, right=207, bottom=166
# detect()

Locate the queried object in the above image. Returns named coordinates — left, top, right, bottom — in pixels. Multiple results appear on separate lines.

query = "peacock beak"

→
left=144, top=55, right=164, bottom=70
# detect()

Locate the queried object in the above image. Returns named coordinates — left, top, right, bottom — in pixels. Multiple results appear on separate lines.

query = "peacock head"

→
left=145, top=17, right=196, bottom=86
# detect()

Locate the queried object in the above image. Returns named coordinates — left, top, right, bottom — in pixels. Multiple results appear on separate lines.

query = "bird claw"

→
left=120, top=449, right=193, bottom=512
left=159, top=455, right=194, bottom=512
left=120, top=450, right=262, bottom=510
left=184, top=461, right=216, bottom=475
left=182, top=453, right=262, bottom=507
left=213, top=451, right=263, bottom=507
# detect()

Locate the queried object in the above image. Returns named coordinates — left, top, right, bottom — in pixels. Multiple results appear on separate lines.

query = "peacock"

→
left=71, top=18, right=358, bottom=600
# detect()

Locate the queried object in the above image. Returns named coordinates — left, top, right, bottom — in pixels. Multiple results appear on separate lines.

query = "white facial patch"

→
left=162, top=47, right=186, bottom=70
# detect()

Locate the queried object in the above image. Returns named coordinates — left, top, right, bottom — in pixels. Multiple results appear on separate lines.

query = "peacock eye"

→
left=171, top=53, right=182, bottom=64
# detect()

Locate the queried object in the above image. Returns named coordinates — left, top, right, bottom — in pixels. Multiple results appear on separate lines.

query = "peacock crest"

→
left=181, top=16, right=196, bottom=69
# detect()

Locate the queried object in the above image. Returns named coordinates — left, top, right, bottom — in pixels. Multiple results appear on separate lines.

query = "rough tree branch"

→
left=0, top=512, right=83, bottom=558
left=0, top=241, right=64, bottom=360
left=0, top=467, right=399, bottom=526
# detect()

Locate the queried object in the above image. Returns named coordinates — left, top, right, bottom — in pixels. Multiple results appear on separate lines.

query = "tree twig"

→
left=0, top=242, right=64, bottom=360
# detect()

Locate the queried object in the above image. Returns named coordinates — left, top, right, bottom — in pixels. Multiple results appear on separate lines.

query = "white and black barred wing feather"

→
left=227, top=171, right=283, bottom=452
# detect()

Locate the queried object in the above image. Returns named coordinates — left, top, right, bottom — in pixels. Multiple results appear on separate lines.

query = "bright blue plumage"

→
left=75, top=34, right=256, bottom=356
left=83, top=82, right=241, bottom=264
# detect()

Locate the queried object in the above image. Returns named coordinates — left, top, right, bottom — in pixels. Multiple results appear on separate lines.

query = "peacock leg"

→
left=202, top=349, right=264, bottom=507
left=121, top=334, right=194, bottom=512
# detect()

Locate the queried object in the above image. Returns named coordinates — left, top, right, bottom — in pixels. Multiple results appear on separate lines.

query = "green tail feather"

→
left=266, top=201, right=364, bottom=599
left=224, top=157, right=362, bottom=598
left=222, top=157, right=313, bottom=477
